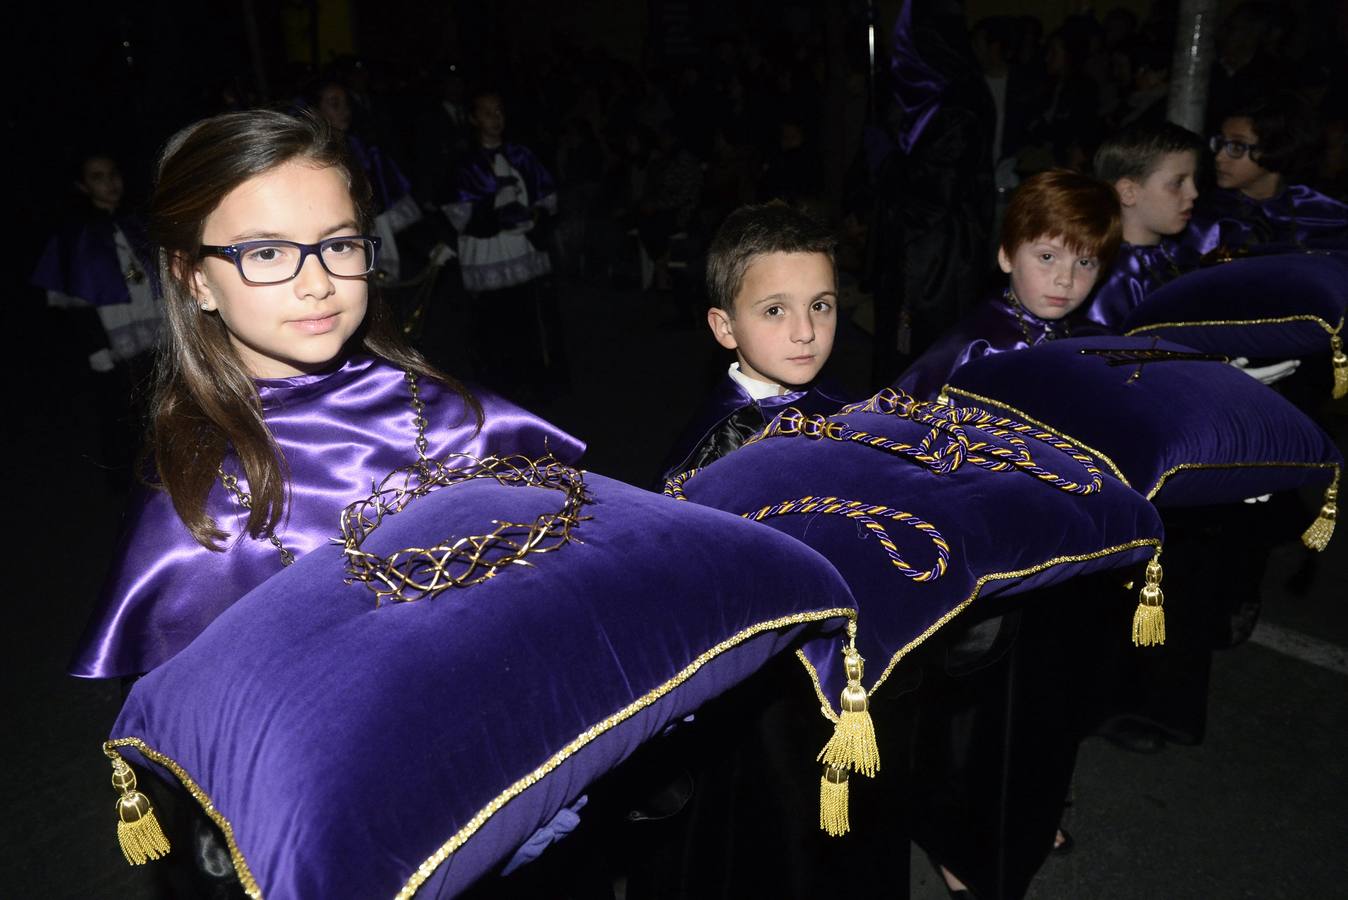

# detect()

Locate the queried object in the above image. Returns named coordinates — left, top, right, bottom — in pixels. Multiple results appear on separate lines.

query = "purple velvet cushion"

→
left=945, top=336, right=1342, bottom=505
left=668, top=395, right=1164, bottom=696
left=1123, top=253, right=1347, bottom=361
left=108, top=473, right=855, bottom=899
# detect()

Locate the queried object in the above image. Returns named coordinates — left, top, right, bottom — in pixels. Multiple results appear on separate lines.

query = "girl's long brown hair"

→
left=148, top=109, right=481, bottom=548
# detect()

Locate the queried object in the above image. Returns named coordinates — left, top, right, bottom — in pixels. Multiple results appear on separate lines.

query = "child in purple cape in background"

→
left=445, top=89, right=565, bottom=399
left=1086, top=121, right=1202, bottom=330
left=1183, top=90, right=1348, bottom=258
left=893, top=169, right=1121, bottom=401
left=72, top=109, right=582, bottom=683
left=31, top=154, right=161, bottom=374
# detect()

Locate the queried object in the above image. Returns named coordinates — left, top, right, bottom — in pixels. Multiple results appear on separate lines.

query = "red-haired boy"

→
left=894, top=169, right=1122, bottom=399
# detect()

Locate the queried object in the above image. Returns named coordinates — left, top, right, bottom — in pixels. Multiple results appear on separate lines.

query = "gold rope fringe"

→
left=1132, top=550, right=1166, bottom=647
left=106, top=747, right=171, bottom=865
left=1331, top=334, right=1346, bottom=400
left=819, top=765, right=850, bottom=836
left=1302, top=475, right=1338, bottom=551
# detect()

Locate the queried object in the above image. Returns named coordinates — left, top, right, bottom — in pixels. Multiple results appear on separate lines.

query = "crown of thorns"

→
left=338, top=453, right=590, bottom=606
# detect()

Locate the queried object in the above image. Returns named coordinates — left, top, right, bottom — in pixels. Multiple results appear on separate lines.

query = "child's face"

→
left=471, top=95, right=506, bottom=143
left=998, top=236, right=1102, bottom=320
left=1119, top=150, right=1198, bottom=243
left=1213, top=116, right=1269, bottom=192
left=707, top=251, right=837, bottom=389
left=191, top=161, right=369, bottom=378
left=78, top=156, right=124, bottom=212
left=318, top=85, right=352, bottom=133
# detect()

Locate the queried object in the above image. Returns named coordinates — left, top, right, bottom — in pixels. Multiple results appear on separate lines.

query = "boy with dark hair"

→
left=894, top=169, right=1121, bottom=400
left=1183, top=90, right=1348, bottom=258
left=661, top=201, right=849, bottom=479
left=1085, top=121, right=1203, bottom=329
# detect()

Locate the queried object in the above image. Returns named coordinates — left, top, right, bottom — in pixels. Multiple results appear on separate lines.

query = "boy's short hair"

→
left=1001, top=169, right=1123, bottom=266
left=1093, top=121, right=1204, bottom=184
left=706, top=201, right=836, bottom=313
left=1223, top=90, right=1318, bottom=176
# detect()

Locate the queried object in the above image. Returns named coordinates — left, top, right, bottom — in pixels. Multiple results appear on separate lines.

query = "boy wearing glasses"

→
left=1184, top=91, right=1348, bottom=259
left=1085, top=122, right=1204, bottom=330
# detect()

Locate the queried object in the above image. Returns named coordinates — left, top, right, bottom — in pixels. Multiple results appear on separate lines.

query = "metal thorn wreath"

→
left=339, top=453, right=590, bottom=606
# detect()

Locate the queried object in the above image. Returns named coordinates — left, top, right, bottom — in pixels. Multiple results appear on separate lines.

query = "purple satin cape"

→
left=661, top=374, right=852, bottom=480
left=1181, top=184, right=1348, bottom=258
left=30, top=212, right=157, bottom=307
left=72, top=355, right=584, bottom=679
left=890, top=0, right=947, bottom=154
left=455, top=143, right=557, bottom=212
left=1084, top=240, right=1188, bottom=331
left=893, top=293, right=1090, bottom=400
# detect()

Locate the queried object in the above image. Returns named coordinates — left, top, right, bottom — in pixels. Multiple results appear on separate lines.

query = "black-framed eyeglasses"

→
left=199, top=236, right=381, bottom=285
left=1209, top=136, right=1259, bottom=160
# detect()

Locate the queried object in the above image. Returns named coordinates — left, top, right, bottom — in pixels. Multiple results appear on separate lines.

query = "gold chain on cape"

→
left=216, top=370, right=431, bottom=567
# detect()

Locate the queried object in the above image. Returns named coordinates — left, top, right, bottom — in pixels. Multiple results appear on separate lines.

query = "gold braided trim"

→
left=941, top=386, right=1130, bottom=485
left=795, top=538, right=1162, bottom=706
left=1126, top=313, right=1343, bottom=338
left=1143, top=461, right=1341, bottom=500
left=104, top=737, right=262, bottom=899
left=396, top=606, right=855, bottom=899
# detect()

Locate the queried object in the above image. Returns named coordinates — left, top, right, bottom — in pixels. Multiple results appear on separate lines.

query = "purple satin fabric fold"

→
left=71, top=355, right=584, bottom=679
left=893, top=292, right=1091, bottom=400
left=1181, top=184, right=1348, bottom=259
left=1085, top=240, right=1187, bottom=330
left=30, top=212, right=157, bottom=307
left=890, top=0, right=947, bottom=154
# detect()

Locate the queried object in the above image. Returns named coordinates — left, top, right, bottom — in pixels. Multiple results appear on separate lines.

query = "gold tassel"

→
left=816, top=622, right=880, bottom=778
left=1331, top=334, right=1347, bottom=400
left=1302, top=476, right=1338, bottom=551
left=1132, top=550, right=1166, bottom=647
left=819, top=765, right=850, bottom=837
left=107, top=749, right=171, bottom=865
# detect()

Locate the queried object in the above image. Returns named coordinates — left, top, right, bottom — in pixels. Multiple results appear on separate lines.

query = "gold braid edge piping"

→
left=394, top=607, right=855, bottom=898
left=1143, top=461, right=1341, bottom=500
left=794, top=538, right=1163, bottom=707
left=1126, top=313, right=1342, bottom=337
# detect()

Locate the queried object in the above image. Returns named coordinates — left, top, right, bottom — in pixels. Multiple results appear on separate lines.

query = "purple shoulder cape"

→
left=455, top=143, right=557, bottom=208
left=661, top=374, right=852, bottom=481
left=1084, top=240, right=1187, bottom=330
left=1181, top=184, right=1348, bottom=259
left=30, top=212, right=156, bottom=307
left=893, top=293, right=1087, bottom=400
left=71, top=355, right=584, bottom=679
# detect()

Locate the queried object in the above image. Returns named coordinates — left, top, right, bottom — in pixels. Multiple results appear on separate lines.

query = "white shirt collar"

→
left=728, top=362, right=786, bottom=400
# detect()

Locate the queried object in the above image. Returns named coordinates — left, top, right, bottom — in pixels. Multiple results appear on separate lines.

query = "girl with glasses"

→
left=1182, top=91, right=1348, bottom=260
left=71, top=109, right=583, bottom=682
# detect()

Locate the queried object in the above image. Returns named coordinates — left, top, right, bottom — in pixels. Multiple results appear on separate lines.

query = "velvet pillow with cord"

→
left=1122, top=252, right=1348, bottom=399
left=665, top=389, right=1167, bottom=827
left=943, top=335, right=1341, bottom=550
left=100, top=458, right=858, bottom=900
